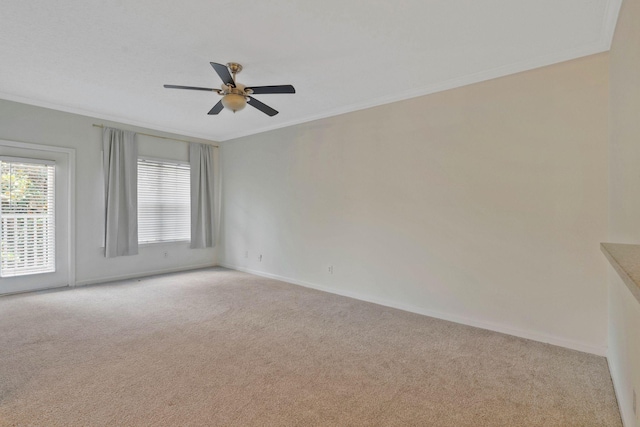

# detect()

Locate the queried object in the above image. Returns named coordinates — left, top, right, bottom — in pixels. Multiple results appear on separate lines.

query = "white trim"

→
left=607, top=357, right=633, bottom=427
left=68, top=148, right=76, bottom=287
left=0, top=284, right=69, bottom=297
left=0, top=139, right=76, bottom=155
left=0, top=139, right=76, bottom=287
left=74, top=262, right=217, bottom=287
left=220, top=263, right=607, bottom=356
left=0, top=156, right=55, bottom=165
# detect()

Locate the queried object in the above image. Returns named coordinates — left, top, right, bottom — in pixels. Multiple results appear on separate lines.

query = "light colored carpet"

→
left=0, top=268, right=622, bottom=426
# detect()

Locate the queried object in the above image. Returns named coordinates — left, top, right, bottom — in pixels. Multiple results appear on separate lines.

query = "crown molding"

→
left=0, top=92, right=221, bottom=144
left=221, top=40, right=614, bottom=142
left=0, top=0, right=622, bottom=143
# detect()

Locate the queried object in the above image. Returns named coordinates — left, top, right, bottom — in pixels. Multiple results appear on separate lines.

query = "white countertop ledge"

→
left=601, top=243, right=640, bottom=304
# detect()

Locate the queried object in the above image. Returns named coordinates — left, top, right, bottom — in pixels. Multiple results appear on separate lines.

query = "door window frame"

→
left=0, top=139, right=76, bottom=289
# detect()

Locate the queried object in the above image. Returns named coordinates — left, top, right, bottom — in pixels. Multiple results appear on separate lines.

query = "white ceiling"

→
left=0, top=0, right=621, bottom=142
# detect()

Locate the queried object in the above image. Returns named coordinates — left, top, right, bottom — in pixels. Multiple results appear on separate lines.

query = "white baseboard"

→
left=220, top=263, right=607, bottom=356
left=75, top=263, right=218, bottom=287
left=608, top=356, right=635, bottom=427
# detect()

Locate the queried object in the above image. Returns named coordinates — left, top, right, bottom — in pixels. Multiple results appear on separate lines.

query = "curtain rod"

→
left=92, top=124, right=219, bottom=148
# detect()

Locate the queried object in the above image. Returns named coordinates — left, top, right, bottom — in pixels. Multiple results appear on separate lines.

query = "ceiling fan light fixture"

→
left=221, top=93, right=247, bottom=112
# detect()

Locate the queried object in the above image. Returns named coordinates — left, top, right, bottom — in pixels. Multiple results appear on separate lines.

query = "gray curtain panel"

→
left=190, top=142, right=216, bottom=248
left=103, top=127, right=138, bottom=257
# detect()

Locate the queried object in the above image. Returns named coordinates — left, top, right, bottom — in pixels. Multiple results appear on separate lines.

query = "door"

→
left=0, top=144, right=71, bottom=295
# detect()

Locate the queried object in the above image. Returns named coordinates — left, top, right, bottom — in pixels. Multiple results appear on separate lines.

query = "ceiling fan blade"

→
left=247, top=97, right=279, bottom=116
left=164, top=84, right=216, bottom=91
left=246, top=85, right=296, bottom=95
left=208, top=100, right=224, bottom=115
left=210, top=62, right=235, bottom=87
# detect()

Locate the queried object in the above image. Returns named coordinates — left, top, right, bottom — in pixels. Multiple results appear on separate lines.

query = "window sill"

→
left=100, top=240, right=191, bottom=250
left=139, top=240, right=191, bottom=247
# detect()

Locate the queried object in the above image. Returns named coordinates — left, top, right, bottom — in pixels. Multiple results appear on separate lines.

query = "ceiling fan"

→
left=164, top=62, right=295, bottom=116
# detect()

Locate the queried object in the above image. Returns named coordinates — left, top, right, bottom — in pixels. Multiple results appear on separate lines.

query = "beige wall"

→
left=609, top=0, right=640, bottom=424
left=610, top=0, right=640, bottom=243
left=221, top=53, right=609, bottom=354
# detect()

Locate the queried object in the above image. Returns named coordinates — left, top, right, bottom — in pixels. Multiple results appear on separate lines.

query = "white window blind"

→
left=0, top=159, right=56, bottom=277
left=137, top=158, right=190, bottom=244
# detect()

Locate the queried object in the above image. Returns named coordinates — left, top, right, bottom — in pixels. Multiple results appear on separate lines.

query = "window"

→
left=0, top=158, right=55, bottom=277
left=137, top=158, right=190, bottom=244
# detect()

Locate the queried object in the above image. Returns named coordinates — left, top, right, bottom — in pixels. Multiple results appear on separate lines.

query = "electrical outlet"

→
left=163, top=252, right=168, bottom=258
left=328, top=265, right=333, bottom=274
left=258, top=254, right=262, bottom=262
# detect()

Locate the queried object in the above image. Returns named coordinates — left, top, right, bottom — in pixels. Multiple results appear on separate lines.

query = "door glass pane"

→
left=0, top=159, right=55, bottom=277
